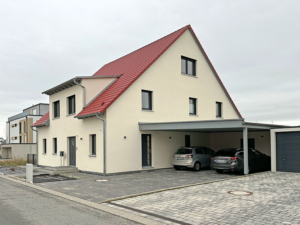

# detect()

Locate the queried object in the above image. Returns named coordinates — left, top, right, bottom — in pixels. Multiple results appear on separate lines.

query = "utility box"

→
left=26, top=163, right=33, bottom=183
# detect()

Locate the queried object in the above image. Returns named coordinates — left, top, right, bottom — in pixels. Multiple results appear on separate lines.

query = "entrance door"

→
left=142, top=134, right=151, bottom=167
left=69, top=137, right=76, bottom=166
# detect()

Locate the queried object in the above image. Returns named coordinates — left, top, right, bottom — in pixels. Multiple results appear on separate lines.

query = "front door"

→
left=69, top=137, right=76, bottom=166
left=142, top=134, right=151, bottom=167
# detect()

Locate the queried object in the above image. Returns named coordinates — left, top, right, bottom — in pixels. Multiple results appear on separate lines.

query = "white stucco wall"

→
left=105, top=29, right=240, bottom=173
left=270, top=127, right=300, bottom=172
left=38, top=84, right=106, bottom=173
left=82, top=77, right=116, bottom=104
left=8, top=118, right=20, bottom=143
left=210, top=131, right=271, bottom=155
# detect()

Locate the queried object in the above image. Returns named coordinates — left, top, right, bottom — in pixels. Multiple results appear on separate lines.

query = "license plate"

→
left=215, top=159, right=226, bottom=163
left=177, top=157, right=184, bottom=160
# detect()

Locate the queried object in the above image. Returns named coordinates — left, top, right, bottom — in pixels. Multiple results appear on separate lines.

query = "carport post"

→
left=243, top=127, right=249, bottom=175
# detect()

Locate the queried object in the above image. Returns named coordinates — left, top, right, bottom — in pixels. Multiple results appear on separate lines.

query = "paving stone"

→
left=35, top=168, right=240, bottom=203
left=111, top=172, right=300, bottom=225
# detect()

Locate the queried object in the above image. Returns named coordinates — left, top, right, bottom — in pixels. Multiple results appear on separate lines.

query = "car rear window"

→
left=175, top=149, right=192, bottom=154
left=215, top=149, right=237, bottom=157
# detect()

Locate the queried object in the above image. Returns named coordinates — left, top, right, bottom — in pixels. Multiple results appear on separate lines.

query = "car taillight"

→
left=185, top=155, right=193, bottom=159
left=211, top=157, right=215, bottom=160
left=228, top=157, right=238, bottom=161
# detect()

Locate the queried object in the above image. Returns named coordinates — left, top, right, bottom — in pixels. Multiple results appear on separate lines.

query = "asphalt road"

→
left=0, top=177, right=140, bottom=225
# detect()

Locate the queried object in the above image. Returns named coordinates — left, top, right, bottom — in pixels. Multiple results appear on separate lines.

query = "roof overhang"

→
left=75, top=112, right=104, bottom=119
left=31, top=119, right=50, bottom=127
left=42, top=75, right=121, bottom=95
left=139, top=119, right=291, bottom=133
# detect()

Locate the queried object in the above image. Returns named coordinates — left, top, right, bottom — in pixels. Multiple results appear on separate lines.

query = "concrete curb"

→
left=102, top=171, right=271, bottom=203
left=0, top=175, right=164, bottom=225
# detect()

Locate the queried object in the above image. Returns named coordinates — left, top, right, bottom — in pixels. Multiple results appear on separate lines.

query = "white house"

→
left=33, top=25, right=289, bottom=175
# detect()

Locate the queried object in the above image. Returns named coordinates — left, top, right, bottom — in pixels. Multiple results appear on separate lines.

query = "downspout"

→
left=73, top=79, right=86, bottom=108
left=95, top=113, right=106, bottom=176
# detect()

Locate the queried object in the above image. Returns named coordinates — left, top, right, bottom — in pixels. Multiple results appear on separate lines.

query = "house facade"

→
left=1, top=103, right=49, bottom=159
left=33, top=25, right=286, bottom=175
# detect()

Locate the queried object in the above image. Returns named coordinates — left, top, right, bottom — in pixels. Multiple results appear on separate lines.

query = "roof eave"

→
left=42, top=75, right=122, bottom=95
left=32, top=119, right=50, bottom=127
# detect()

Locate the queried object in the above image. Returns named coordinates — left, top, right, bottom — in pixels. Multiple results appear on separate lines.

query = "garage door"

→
left=276, top=132, right=300, bottom=172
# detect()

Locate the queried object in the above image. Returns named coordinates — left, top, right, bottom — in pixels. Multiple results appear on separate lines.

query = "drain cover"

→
left=95, top=179, right=109, bottom=182
left=228, top=191, right=253, bottom=196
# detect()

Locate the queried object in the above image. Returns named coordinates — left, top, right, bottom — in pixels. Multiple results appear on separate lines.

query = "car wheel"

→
left=174, top=166, right=180, bottom=170
left=193, top=162, right=201, bottom=171
left=216, top=169, right=224, bottom=174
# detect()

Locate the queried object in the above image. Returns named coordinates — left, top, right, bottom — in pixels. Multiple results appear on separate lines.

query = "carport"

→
left=139, top=119, right=288, bottom=174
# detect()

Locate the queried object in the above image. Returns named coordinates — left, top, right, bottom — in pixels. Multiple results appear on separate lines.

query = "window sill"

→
left=142, top=109, right=154, bottom=112
left=52, top=117, right=60, bottom=120
left=52, top=153, right=57, bottom=155
left=216, top=117, right=223, bottom=119
left=66, top=113, right=76, bottom=117
left=189, top=114, right=199, bottom=117
left=181, top=73, right=197, bottom=78
left=42, top=153, right=47, bottom=155
left=89, top=155, right=96, bottom=157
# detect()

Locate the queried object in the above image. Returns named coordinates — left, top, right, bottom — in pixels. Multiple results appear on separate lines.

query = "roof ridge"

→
left=92, top=25, right=190, bottom=76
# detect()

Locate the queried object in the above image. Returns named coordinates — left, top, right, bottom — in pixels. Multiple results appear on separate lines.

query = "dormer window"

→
left=181, top=56, right=196, bottom=76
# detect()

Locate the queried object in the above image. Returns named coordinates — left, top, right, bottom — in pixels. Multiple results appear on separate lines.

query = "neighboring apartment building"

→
left=1, top=103, right=49, bottom=159
left=33, top=25, right=286, bottom=175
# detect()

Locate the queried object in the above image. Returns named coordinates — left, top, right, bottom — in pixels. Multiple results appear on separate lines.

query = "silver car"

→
left=172, top=146, right=215, bottom=171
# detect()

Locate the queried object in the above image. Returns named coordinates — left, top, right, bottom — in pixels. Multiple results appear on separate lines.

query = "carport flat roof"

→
left=139, top=119, right=291, bottom=132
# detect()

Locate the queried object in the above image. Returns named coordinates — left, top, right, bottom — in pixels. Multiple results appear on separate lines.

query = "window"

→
left=19, top=123, right=22, bottom=133
left=204, top=148, right=215, bottom=155
left=53, top=138, right=57, bottom=154
left=20, top=136, right=22, bottom=143
left=216, top=102, right=222, bottom=118
left=181, top=56, right=196, bottom=76
left=253, top=150, right=263, bottom=156
left=68, top=95, right=76, bottom=114
left=189, top=98, right=196, bottom=115
left=175, top=149, right=192, bottom=154
left=195, top=148, right=204, bottom=154
left=90, top=134, right=96, bottom=155
left=53, top=101, right=60, bottom=118
left=43, top=139, right=47, bottom=154
left=142, top=90, right=152, bottom=110
left=32, top=109, right=37, bottom=115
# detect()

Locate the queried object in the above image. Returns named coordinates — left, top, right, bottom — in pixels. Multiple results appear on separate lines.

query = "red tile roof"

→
left=32, top=112, right=49, bottom=127
left=75, top=25, right=242, bottom=118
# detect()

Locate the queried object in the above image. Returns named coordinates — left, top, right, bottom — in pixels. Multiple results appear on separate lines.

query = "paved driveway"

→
left=108, top=172, right=300, bottom=225
left=36, top=168, right=240, bottom=203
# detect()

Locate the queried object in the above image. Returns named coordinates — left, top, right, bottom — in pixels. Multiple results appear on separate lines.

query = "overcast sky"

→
left=1, top=0, right=300, bottom=138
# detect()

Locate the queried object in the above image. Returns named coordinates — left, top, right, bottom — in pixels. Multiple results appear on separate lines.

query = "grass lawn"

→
left=0, top=159, right=27, bottom=167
